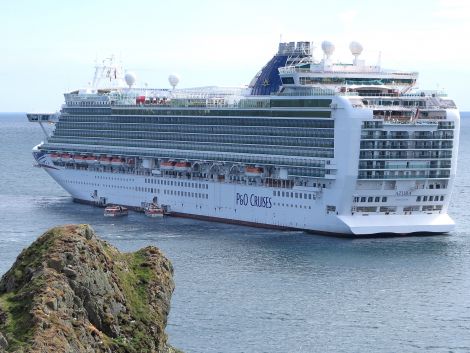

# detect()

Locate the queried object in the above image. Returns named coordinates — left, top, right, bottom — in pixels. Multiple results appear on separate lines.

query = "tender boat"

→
left=73, top=155, right=86, bottom=164
left=99, top=156, right=112, bottom=165
left=85, top=155, right=98, bottom=164
left=111, top=157, right=124, bottom=166
left=160, top=161, right=175, bottom=170
left=104, top=205, right=128, bottom=217
left=245, top=166, right=264, bottom=177
left=174, top=161, right=192, bottom=172
left=61, top=153, right=73, bottom=162
left=50, top=153, right=61, bottom=162
left=144, top=203, right=164, bottom=218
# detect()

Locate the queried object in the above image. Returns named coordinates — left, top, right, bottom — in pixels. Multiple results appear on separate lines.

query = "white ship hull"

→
left=38, top=161, right=455, bottom=236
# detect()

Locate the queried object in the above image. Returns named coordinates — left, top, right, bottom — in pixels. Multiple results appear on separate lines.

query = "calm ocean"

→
left=1, top=113, right=469, bottom=353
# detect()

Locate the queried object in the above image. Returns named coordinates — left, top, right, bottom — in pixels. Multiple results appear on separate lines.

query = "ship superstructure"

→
left=28, top=42, right=460, bottom=236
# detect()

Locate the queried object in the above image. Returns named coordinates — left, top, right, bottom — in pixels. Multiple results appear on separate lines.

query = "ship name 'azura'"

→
left=28, top=40, right=460, bottom=236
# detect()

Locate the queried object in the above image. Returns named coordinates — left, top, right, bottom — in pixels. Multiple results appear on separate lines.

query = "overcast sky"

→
left=1, top=0, right=469, bottom=112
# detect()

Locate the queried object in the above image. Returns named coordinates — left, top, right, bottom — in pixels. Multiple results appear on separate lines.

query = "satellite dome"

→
left=124, top=72, right=136, bottom=87
left=168, top=74, right=180, bottom=89
left=349, top=41, right=363, bottom=56
left=321, top=41, right=335, bottom=56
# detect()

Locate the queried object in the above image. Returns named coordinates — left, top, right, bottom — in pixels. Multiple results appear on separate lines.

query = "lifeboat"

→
left=61, top=153, right=73, bottom=162
left=111, top=157, right=124, bottom=166
left=99, top=156, right=112, bottom=165
left=104, top=205, right=128, bottom=217
left=159, top=161, right=175, bottom=171
left=245, top=166, right=264, bottom=177
left=73, top=155, right=86, bottom=164
left=144, top=203, right=164, bottom=218
left=50, top=153, right=61, bottom=162
left=174, top=161, right=191, bottom=172
left=85, top=155, right=98, bottom=164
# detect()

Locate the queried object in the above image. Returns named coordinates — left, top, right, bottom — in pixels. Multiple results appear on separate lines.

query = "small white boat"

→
left=104, top=205, right=128, bottom=217
left=245, top=166, right=263, bottom=177
left=174, top=161, right=191, bottom=172
left=99, top=156, right=112, bottom=165
left=144, top=203, right=164, bottom=218
left=61, top=153, right=73, bottom=162
left=85, top=155, right=98, bottom=164
left=50, top=153, right=61, bottom=162
left=73, top=155, right=87, bottom=164
left=160, top=161, right=175, bottom=170
left=111, top=157, right=124, bottom=166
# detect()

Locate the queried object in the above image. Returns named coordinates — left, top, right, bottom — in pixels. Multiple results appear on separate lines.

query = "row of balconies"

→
left=360, top=150, right=452, bottom=159
left=358, top=160, right=451, bottom=170
left=357, top=170, right=450, bottom=180
left=361, top=131, right=454, bottom=140
left=360, top=140, right=453, bottom=150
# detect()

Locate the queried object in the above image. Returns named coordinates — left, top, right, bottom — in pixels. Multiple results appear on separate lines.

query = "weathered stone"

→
left=0, top=224, right=180, bottom=353
left=45, top=298, right=58, bottom=311
left=62, top=266, right=77, bottom=279
left=47, top=257, right=64, bottom=272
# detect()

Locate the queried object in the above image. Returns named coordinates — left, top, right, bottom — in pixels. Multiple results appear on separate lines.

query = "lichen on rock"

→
left=0, top=224, right=182, bottom=353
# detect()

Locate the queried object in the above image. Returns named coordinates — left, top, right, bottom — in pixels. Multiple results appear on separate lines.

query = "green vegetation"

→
left=0, top=225, right=178, bottom=353
left=0, top=287, right=33, bottom=350
left=103, top=248, right=158, bottom=352
left=0, top=229, right=62, bottom=351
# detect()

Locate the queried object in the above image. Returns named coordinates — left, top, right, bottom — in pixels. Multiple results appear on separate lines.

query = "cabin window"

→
left=281, top=77, right=295, bottom=84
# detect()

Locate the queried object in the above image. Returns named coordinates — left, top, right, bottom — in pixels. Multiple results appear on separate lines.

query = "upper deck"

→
left=21, top=40, right=453, bottom=129
left=277, top=41, right=418, bottom=93
left=58, top=40, right=455, bottom=114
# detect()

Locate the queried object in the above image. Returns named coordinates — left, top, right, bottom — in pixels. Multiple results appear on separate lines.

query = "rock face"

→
left=0, top=225, right=180, bottom=353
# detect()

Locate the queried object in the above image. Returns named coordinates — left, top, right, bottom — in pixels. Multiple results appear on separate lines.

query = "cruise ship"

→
left=28, top=41, right=460, bottom=236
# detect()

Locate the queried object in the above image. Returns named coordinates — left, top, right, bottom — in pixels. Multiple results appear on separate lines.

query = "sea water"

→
left=1, top=113, right=469, bottom=353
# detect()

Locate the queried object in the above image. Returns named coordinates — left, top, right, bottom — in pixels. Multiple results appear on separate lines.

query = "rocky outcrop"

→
left=0, top=224, right=181, bottom=353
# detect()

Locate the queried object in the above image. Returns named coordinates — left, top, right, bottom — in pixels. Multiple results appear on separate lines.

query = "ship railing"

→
left=357, top=174, right=450, bottom=180
left=41, top=143, right=330, bottom=169
left=378, top=119, right=439, bottom=125
left=277, top=88, right=339, bottom=97
left=361, top=136, right=453, bottom=140
left=113, top=101, right=240, bottom=109
left=57, top=162, right=317, bottom=189
left=279, top=66, right=418, bottom=75
left=275, top=90, right=444, bottom=98
left=366, top=105, right=449, bottom=112
left=339, top=91, right=447, bottom=98
left=359, top=164, right=449, bottom=170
